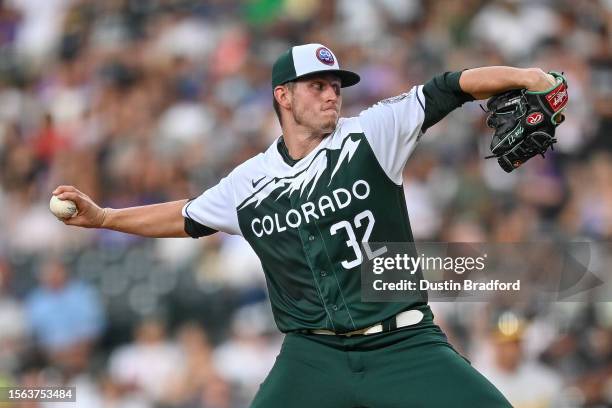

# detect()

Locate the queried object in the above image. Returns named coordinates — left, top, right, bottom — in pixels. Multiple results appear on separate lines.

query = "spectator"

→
left=476, top=313, right=565, bottom=408
left=213, top=304, right=281, bottom=401
left=25, top=255, right=104, bottom=373
left=0, top=258, right=28, bottom=372
left=164, top=322, right=234, bottom=407
left=108, top=318, right=183, bottom=403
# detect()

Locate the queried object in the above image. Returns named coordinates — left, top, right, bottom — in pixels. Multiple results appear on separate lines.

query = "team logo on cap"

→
left=316, top=47, right=335, bottom=66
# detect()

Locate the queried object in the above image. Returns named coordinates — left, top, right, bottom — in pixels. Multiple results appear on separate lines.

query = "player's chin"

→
left=319, top=121, right=337, bottom=134
left=319, top=115, right=338, bottom=133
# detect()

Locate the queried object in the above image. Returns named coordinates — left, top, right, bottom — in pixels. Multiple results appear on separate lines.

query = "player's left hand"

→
left=484, top=71, right=569, bottom=172
left=525, top=68, right=557, bottom=92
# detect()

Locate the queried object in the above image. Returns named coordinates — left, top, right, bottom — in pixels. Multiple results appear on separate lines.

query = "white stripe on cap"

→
left=292, top=43, right=340, bottom=77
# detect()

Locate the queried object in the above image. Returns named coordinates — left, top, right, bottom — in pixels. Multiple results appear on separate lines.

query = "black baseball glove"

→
left=485, top=72, right=568, bottom=172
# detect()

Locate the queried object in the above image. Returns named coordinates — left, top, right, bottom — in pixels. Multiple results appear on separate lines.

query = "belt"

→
left=309, top=309, right=424, bottom=337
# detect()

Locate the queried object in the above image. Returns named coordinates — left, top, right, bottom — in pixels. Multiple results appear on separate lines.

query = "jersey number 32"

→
left=330, top=210, right=387, bottom=269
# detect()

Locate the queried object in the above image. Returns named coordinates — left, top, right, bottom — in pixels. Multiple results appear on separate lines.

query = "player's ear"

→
left=274, top=84, right=292, bottom=110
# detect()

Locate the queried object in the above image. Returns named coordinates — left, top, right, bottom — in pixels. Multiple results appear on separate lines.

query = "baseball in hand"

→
left=49, top=195, right=77, bottom=219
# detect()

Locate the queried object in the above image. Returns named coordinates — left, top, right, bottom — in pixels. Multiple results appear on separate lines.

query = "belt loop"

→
left=383, top=320, right=390, bottom=332
left=382, top=315, right=397, bottom=332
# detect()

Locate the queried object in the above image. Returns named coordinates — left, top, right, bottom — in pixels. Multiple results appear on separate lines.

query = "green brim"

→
left=276, top=69, right=360, bottom=88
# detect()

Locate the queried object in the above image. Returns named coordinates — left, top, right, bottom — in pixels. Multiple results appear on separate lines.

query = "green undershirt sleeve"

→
left=422, top=71, right=475, bottom=132
left=184, top=217, right=217, bottom=238
left=183, top=198, right=218, bottom=238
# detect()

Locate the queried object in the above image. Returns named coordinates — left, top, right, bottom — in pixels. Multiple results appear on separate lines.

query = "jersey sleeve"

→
left=358, top=85, right=425, bottom=185
left=182, top=171, right=242, bottom=237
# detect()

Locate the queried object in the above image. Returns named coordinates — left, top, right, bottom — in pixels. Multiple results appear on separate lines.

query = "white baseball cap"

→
left=271, top=43, right=360, bottom=88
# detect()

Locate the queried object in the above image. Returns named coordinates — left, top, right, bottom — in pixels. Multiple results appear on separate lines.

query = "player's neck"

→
left=281, top=125, right=330, bottom=160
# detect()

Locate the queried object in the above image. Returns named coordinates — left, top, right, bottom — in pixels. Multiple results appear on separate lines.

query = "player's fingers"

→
left=52, top=186, right=82, bottom=196
left=52, top=212, right=78, bottom=224
left=555, top=114, right=565, bottom=125
left=55, top=191, right=80, bottom=201
left=53, top=185, right=78, bottom=195
left=55, top=191, right=89, bottom=211
left=57, top=206, right=94, bottom=225
left=56, top=216, right=72, bottom=224
left=62, top=215, right=86, bottom=227
left=53, top=191, right=104, bottom=228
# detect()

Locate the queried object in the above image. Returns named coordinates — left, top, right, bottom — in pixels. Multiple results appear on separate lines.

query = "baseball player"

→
left=54, top=43, right=564, bottom=407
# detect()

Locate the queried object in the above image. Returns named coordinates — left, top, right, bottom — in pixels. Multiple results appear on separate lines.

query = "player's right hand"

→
left=52, top=185, right=108, bottom=228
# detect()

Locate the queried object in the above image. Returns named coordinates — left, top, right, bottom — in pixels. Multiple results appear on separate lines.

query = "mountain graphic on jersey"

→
left=238, top=137, right=362, bottom=211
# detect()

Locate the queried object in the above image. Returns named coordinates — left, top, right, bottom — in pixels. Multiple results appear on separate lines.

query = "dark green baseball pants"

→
left=251, top=317, right=511, bottom=407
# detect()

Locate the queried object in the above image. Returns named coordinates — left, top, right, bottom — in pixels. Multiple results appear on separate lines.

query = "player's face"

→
left=289, top=74, right=342, bottom=134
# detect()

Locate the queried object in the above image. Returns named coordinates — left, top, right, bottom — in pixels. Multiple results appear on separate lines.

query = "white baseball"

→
left=49, top=195, right=78, bottom=219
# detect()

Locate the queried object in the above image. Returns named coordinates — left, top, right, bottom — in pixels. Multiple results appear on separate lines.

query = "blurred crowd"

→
left=0, top=0, right=611, bottom=407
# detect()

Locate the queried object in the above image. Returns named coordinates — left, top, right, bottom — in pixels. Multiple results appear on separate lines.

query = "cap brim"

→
left=293, top=69, right=360, bottom=88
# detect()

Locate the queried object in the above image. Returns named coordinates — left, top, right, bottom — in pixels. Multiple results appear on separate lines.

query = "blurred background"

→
left=0, top=0, right=611, bottom=407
